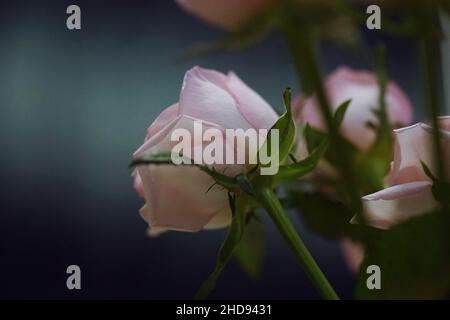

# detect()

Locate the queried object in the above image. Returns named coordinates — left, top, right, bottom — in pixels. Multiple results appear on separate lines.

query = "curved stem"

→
left=280, top=12, right=362, bottom=215
left=255, top=187, right=339, bottom=300
left=418, top=9, right=446, bottom=181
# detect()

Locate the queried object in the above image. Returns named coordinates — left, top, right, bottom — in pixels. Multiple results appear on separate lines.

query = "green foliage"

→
left=303, top=124, right=327, bottom=153
left=333, top=99, right=351, bottom=128
left=283, top=99, right=351, bottom=183
left=291, top=191, right=354, bottom=239
left=421, top=161, right=450, bottom=207
left=195, top=194, right=247, bottom=299
left=179, top=8, right=275, bottom=60
left=233, top=216, right=265, bottom=280
left=296, top=45, right=399, bottom=198
left=274, top=138, right=328, bottom=184
left=258, top=88, right=296, bottom=168
left=280, top=0, right=360, bottom=48
left=129, top=151, right=177, bottom=166
left=364, top=45, right=394, bottom=187
left=356, top=211, right=450, bottom=299
left=130, top=151, right=238, bottom=191
left=287, top=189, right=383, bottom=242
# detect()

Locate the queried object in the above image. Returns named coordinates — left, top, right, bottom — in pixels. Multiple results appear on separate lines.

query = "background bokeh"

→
left=0, top=0, right=425, bottom=299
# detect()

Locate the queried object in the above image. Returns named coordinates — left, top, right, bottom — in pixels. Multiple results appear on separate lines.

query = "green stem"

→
left=418, top=10, right=446, bottom=181
left=255, top=187, right=339, bottom=300
left=280, top=15, right=362, bottom=214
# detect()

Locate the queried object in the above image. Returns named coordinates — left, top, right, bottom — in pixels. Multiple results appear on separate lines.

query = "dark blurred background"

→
left=0, top=0, right=424, bottom=299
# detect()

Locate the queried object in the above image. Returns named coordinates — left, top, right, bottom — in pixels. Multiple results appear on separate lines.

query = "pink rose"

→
left=132, top=66, right=277, bottom=233
left=358, top=117, right=450, bottom=229
left=176, top=0, right=274, bottom=31
left=294, top=66, right=413, bottom=152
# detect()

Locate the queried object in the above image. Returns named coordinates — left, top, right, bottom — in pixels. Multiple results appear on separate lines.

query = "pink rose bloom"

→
left=176, top=0, right=274, bottom=31
left=132, top=66, right=277, bottom=234
left=294, top=66, right=413, bottom=152
left=358, top=117, right=450, bottom=229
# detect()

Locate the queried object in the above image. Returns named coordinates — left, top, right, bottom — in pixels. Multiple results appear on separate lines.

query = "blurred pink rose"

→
left=294, top=66, right=413, bottom=152
left=132, top=66, right=277, bottom=234
left=176, top=0, right=274, bottom=30
left=341, top=238, right=365, bottom=274
left=357, top=117, right=450, bottom=229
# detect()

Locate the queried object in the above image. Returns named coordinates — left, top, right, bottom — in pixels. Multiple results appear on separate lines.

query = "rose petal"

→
left=386, top=123, right=435, bottom=185
left=436, top=116, right=450, bottom=132
left=134, top=115, right=247, bottom=232
left=300, top=66, right=413, bottom=151
left=176, top=0, right=273, bottom=31
left=341, top=239, right=365, bottom=274
left=385, top=81, right=413, bottom=126
left=132, top=169, right=145, bottom=199
left=179, top=67, right=252, bottom=130
left=140, top=206, right=168, bottom=237
left=146, top=225, right=168, bottom=237
left=145, top=103, right=180, bottom=140
left=203, top=207, right=232, bottom=230
left=358, top=181, right=438, bottom=229
left=134, top=114, right=225, bottom=158
left=226, top=71, right=277, bottom=130
left=138, top=165, right=229, bottom=232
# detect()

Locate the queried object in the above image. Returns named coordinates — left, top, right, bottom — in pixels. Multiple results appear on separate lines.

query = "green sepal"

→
left=130, top=151, right=237, bottom=191
left=258, top=88, right=296, bottom=169
left=233, top=215, right=265, bottom=280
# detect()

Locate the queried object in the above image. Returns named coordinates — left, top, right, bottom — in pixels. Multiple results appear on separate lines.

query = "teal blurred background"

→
left=0, top=0, right=424, bottom=299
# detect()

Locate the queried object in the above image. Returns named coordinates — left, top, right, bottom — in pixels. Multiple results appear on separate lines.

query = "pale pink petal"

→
left=300, top=66, right=413, bottom=151
left=386, top=123, right=434, bottom=185
left=134, top=114, right=249, bottom=176
left=358, top=181, right=438, bottom=229
left=145, top=103, right=180, bottom=140
left=138, top=165, right=229, bottom=232
left=133, top=115, right=184, bottom=157
left=179, top=67, right=252, bottom=130
left=184, top=65, right=228, bottom=88
left=436, top=116, right=450, bottom=132
left=132, top=170, right=145, bottom=198
left=134, top=115, right=243, bottom=232
left=226, top=72, right=278, bottom=130
left=140, top=206, right=169, bottom=237
left=146, top=226, right=168, bottom=237
left=298, top=99, right=326, bottom=131
left=341, top=239, right=365, bottom=274
left=134, top=114, right=223, bottom=158
left=385, top=81, right=413, bottom=126
left=176, top=0, right=273, bottom=31
left=329, top=67, right=412, bottom=151
left=292, top=95, right=306, bottom=124
left=203, top=207, right=232, bottom=230
left=132, top=66, right=276, bottom=233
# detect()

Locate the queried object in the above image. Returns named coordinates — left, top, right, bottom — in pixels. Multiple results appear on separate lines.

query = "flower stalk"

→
left=417, top=9, right=447, bottom=181
left=255, top=187, right=339, bottom=300
left=280, top=10, right=363, bottom=215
